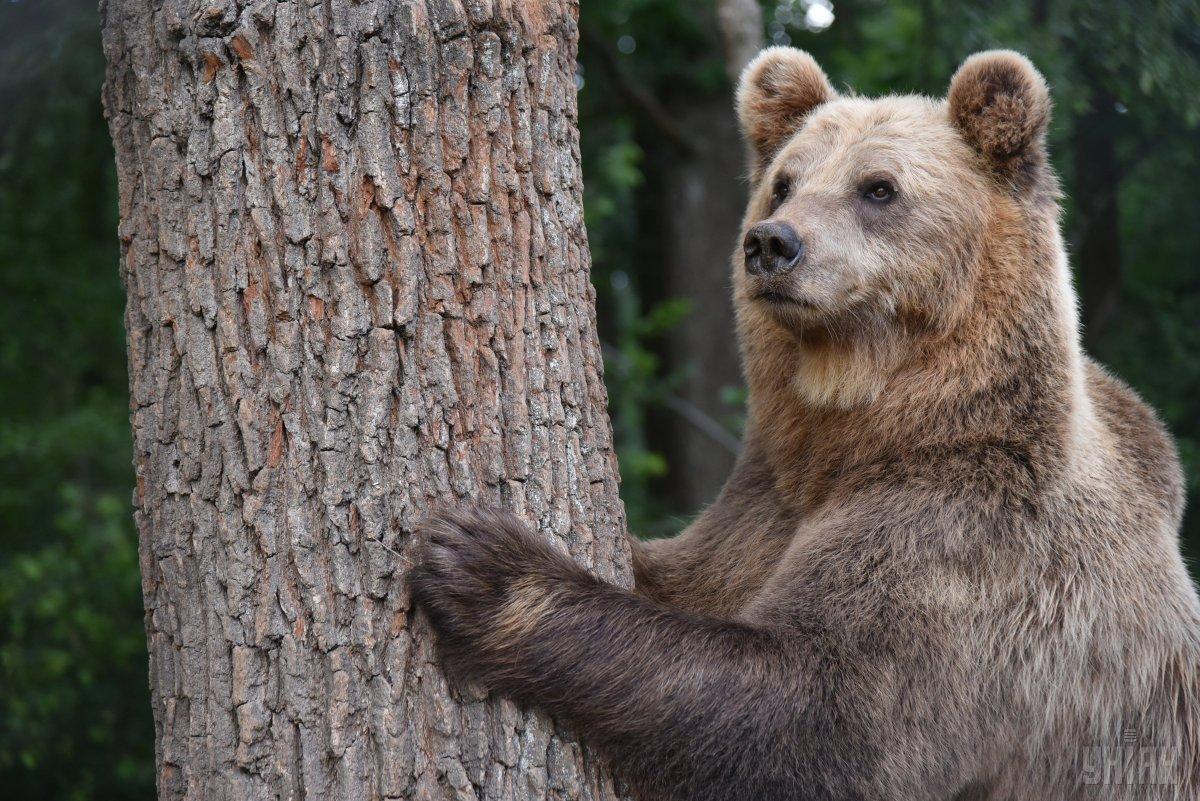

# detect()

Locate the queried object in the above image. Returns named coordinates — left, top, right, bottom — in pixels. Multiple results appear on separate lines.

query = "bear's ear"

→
left=737, top=47, right=836, bottom=174
left=948, top=51, right=1051, bottom=185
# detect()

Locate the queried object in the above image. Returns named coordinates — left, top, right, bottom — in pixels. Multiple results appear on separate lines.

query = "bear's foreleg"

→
left=410, top=506, right=943, bottom=801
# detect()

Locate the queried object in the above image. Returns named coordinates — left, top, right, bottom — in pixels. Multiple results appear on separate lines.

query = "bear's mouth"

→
left=756, top=290, right=811, bottom=307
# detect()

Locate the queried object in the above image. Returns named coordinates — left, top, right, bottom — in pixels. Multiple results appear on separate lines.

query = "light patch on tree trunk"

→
left=101, top=0, right=631, bottom=798
left=716, top=0, right=765, bottom=81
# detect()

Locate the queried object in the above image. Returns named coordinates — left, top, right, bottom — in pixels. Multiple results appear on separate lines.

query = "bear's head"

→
left=734, top=48, right=1060, bottom=409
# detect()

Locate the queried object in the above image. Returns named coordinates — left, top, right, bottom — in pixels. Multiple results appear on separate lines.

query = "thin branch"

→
left=601, top=341, right=742, bottom=458
left=580, top=25, right=702, bottom=156
left=662, top=394, right=743, bottom=457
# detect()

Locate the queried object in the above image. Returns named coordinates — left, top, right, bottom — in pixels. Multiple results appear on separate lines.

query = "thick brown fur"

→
left=411, top=49, right=1200, bottom=801
left=736, top=45, right=837, bottom=176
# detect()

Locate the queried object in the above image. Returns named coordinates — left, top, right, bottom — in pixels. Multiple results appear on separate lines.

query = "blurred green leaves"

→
left=0, top=480, right=151, bottom=799
left=603, top=281, right=694, bottom=537
left=0, top=0, right=153, bottom=798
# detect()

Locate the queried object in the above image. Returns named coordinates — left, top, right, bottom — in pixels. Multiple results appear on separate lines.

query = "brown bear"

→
left=411, top=49, right=1200, bottom=801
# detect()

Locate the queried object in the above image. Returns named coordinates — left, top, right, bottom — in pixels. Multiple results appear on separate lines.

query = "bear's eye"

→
left=863, top=180, right=896, bottom=204
left=770, top=179, right=790, bottom=211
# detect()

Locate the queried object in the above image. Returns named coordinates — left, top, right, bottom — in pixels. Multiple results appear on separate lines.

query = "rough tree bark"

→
left=101, top=1, right=631, bottom=799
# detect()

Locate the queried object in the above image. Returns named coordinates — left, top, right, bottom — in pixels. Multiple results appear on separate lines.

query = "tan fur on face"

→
left=733, top=93, right=995, bottom=409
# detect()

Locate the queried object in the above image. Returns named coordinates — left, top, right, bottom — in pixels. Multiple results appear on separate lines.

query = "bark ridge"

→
left=101, top=0, right=631, bottom=798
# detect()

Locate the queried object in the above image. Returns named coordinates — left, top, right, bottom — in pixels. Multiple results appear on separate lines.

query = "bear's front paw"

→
left=409, top=506, right=578, bottom=681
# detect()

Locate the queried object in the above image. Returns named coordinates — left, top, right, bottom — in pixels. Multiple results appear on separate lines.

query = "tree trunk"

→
left=715, top=0, right=763, bottom=82
left=100, top=1, right=631, bottom=800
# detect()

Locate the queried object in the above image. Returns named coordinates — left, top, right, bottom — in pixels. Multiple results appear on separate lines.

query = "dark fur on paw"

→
left=409, top=506, right=581, bottom=681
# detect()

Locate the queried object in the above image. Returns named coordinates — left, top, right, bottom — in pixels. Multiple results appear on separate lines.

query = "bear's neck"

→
left=740, top=204, right=1084, bottom=509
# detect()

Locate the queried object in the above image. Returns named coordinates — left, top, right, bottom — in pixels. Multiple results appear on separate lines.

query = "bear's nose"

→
left=743, top=222, right=804, bottom=276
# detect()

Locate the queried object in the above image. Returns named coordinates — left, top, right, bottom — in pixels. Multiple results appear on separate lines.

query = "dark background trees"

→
left=2, top=0, right=1198, bottom=797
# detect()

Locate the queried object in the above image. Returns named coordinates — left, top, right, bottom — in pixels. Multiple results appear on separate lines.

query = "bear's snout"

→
left=743, top=221, right=804, bottom=277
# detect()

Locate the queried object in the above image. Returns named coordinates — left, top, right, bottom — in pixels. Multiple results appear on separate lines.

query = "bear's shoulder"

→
left=1082, top=357, right=1184, bottom=528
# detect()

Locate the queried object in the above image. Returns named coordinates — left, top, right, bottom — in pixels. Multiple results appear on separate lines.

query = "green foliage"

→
left=0, top=0, right=154, bottom=798
left=581, top=0, right=727, bottom=97
left=579, top=0, right=746, bottom=535
left=603, top=276, right=693, bottom=537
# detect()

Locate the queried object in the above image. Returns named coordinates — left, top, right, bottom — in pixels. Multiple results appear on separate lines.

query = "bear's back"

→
left=1082, top=358, right=1185, bottom=534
